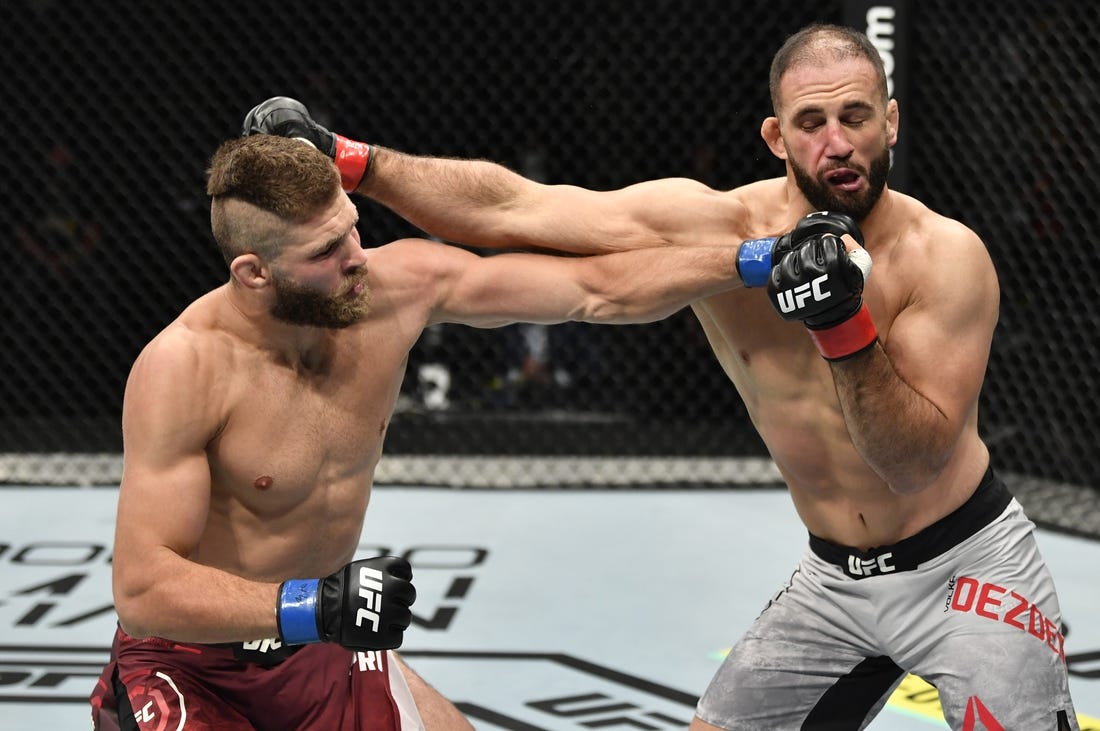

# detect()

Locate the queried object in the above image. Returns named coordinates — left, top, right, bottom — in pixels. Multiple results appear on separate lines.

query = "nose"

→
left=344, top=248, right=368, bottom=276
left=823, top=121, right=854, bottom=159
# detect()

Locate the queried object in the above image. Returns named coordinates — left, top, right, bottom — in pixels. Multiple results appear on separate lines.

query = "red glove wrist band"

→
left=807, top=303, right=878, bottom=361
left=334, top=135, right=373, bottom=192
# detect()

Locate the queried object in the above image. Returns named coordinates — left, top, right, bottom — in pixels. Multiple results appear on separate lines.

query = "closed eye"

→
left=312, top=243, right=339, bottom=260
left=311, top=215, right=359, bottom=260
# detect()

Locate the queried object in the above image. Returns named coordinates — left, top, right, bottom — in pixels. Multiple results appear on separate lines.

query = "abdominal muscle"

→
left=693, top=295, right=979, bottom=551
left=755, top=395, right=986, bottom=550
left=190, top=471, right=373, bottom=583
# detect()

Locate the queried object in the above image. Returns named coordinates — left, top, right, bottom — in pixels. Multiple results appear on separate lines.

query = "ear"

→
left=761, top=116, right=787, bottom=160
left=886, top=98, right=899, bottom=148
left=229, top=253, right=271, bottom=290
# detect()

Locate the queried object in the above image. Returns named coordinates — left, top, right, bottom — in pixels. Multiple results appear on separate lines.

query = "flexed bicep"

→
left=882, top=240, right=998, bottom=432
left=829, top=222, right=999, bottom=493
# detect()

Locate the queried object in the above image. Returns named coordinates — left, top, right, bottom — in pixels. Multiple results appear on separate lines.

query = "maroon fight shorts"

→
left=90, top=626, right=424, bottom=730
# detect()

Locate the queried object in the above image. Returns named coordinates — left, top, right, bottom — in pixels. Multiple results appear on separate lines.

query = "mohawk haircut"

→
left=206, top=135, right=340, bottom=220
left=206, top=135, right=342, bottom=264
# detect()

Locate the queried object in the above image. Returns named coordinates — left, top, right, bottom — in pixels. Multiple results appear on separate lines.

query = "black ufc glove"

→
left=277, top=555, right=416, bottom=651
left=242, top=96, right=373, bottom=192
left=736, top=210, right=864, bottom=287
left=767, top=232, right=877, bottom=360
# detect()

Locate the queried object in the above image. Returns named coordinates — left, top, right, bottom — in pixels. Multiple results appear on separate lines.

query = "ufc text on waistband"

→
left=808, top=468, right=1012, bottom=579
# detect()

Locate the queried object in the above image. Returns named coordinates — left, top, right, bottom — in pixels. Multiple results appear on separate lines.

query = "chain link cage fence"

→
left=1, top=1, right=1098, bottom=526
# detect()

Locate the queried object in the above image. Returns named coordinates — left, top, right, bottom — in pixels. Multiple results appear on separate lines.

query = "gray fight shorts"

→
left=697, top=467, right=1078, bottom=730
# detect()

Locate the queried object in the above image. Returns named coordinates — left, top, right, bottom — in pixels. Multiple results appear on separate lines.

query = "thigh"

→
left=696, top=560, right=904, bottom=731
left=113, top=664, right=256, bottom=731
left=905, top=511, right=1078, bottom=729
left=922, top=624, right=1077, bottom=730
left=391, top=652, right=473, bottom=731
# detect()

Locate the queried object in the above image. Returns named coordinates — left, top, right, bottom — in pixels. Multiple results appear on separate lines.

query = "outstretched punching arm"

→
left=242, top=96, right=748, bottom=256
left=370, top=236, right=747, bottom=330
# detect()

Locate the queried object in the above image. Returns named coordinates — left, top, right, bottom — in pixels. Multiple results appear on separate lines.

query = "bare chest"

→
left=693, top=290, right=825, bottom=396
left=694, top=271, right=903, bottom=393
left=208, top=341, right=408, bottom=512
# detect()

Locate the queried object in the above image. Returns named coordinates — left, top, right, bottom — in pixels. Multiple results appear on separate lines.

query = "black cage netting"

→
left=1, top=1, right=1098, bottom=489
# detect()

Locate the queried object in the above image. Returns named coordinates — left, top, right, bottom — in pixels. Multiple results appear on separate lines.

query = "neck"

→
left=220, top=283, right=332, bottom=367
left=853, top=187, right=895, bottom=242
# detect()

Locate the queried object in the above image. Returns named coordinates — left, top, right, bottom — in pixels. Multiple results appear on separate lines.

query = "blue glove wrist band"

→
left=277, top=578, right=322, bottom=644
left=737, top=237, right=777, bottom=288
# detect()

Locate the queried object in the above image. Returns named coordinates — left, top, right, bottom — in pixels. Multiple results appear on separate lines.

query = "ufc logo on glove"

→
left=765, top=213, right=878, bottom=361
left=774, top=274, right=831, bottom=314
left=355, top=566, right=385, bottom=632
left=277, top=555, right=416, bottom=650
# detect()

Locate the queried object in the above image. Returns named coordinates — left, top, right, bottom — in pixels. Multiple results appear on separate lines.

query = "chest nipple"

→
left=253, top=475, right=274, bottom=491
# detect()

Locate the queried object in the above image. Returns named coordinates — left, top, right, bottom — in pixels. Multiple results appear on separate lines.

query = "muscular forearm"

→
left=830, top=345, right=956, bottom=494
left=243, top=96, right=683, bottom=254
left=115, top=550, right=278, bottom=643
left=578, top=245, right=742, bottom=324
left=361, top=147, right=546, bottom=250
left=360, top=148, right=688, bottom=255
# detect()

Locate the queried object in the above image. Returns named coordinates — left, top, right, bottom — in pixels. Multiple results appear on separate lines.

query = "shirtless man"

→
left=88, top=133, right=760, bottom=731
left=246, top=23, right=1079, bottom=731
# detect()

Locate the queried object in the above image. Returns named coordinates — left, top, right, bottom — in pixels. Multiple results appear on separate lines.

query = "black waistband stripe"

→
left=808, top=467, right=1012, bottom=579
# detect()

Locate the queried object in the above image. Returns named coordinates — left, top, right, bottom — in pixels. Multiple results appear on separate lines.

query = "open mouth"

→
left=825, top=169, right=862, bottom=191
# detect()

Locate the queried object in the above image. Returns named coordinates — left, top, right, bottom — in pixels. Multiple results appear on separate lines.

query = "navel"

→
left=253, top=475, right=274, bottom=491
left=739, top=350, right=751, bottom=365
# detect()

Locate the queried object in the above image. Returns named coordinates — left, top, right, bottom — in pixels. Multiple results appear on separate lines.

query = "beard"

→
left=270, top=270, right=371, bottom=329
left=791, top=144, right=891, bottom=222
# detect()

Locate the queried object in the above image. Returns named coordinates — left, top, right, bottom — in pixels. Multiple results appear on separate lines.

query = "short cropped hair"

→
left=206, top=135, right=341, bottom=265
left=769, top=24, right=889, bottom=114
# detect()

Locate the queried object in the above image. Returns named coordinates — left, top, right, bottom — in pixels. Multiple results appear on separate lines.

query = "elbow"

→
left=885, top=455, right=950, bottom=496
left=114, top=596, right=154, bottom=639
left=573, top=265, right=651, bottom=324
left=580, top=297, right=626, bottom=323
left=113, top=574, right=161, bottom=639
left=875, top=421, right=958, bottom=496
left=888, top=478, right=933, bottom=497
left=114, top=603, right=154, bottom=640
left=580, top=293, right=670, bottom=325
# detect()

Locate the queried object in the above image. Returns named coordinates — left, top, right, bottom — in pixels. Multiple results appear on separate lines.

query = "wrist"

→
left=276, top=579, right=322, bottom=644
left=806, top=302, right=878, bottom=360
left=736, top=237, right=778, bottom=287
left=333, top=135, right=373, bottom=192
